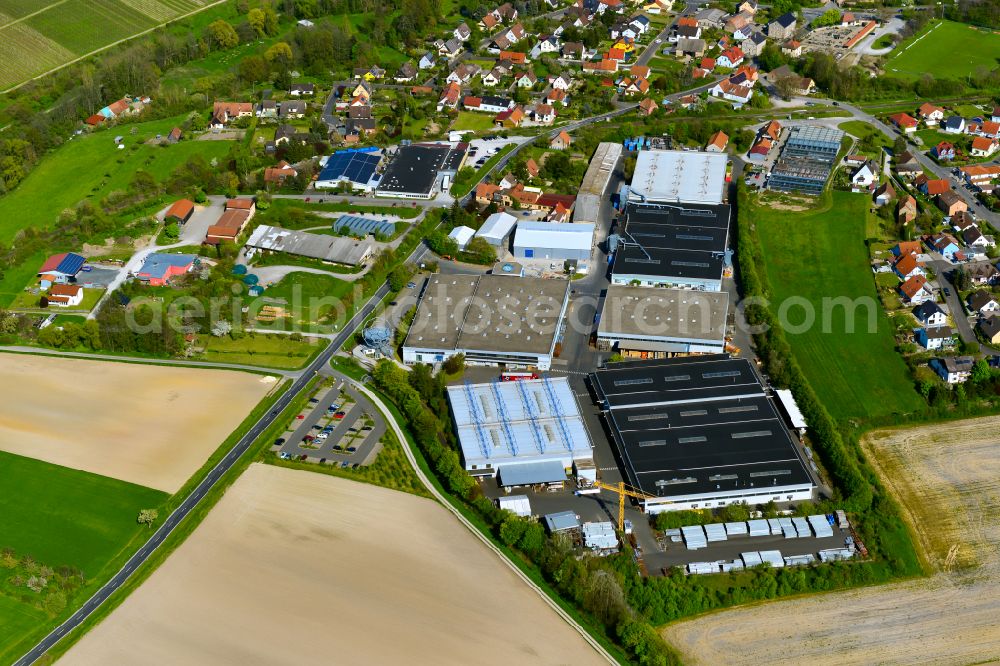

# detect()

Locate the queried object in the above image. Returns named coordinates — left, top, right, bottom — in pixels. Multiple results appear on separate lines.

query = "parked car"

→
left=309, top=398, right=319, bottom=403
left=296, top=414, right=305, bottom=419
left=299, top=454, right=308, bottom=460
left=341, top=461, right=350, bottom=468
left=347, top=446, right=357, bottom=453
left=334, top=411, right=347, bottom=419
left=329, top=404, right=341, bottom=410
left=279, top=452, right=291, bottom=460
left=274, top=438, right=286, bottom=445
left=304, top=434, right=315, bottom=442
left=405, top=282, right=416, bottom=289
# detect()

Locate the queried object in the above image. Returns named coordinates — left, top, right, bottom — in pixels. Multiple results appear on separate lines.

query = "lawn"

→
left=254, top=271, right=356, bottom=332
left=0, top=115, right=233, bottom=246
left=451, top=111, right=497, bottom=133
left=196, top=332, right=324, bottom=369
left=752, top=191, right=925, bottom=421
left=838, top=120, right=892, bottom=150
left=9, top=287, right=104, bottom=312
left=885, top=20, right=1000, bottom=81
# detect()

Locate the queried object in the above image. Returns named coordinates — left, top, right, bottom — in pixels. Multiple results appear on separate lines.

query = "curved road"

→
left=12, top=242, right=427, bottom=666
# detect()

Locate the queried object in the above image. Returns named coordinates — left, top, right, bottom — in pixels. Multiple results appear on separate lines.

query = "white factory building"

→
left=447, top=377, right=594, bottom=484
left=475, top=212, right=518, bottom=247
left=627, top=150, right=728, bottom=206
left=513, top=221, right=595, bottom=263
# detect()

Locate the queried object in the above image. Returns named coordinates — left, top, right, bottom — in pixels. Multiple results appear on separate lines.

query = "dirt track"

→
left=61, top=464, right=606, bottom=665
left=0, top=354, right=274, bottom=492
left=664, top=416, right=1000, bottom=666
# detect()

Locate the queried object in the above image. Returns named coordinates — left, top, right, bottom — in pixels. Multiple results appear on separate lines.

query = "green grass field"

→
left=451, top=111, right=497, bottom=132
left=197, top=332, right=323, bottom=369
left=0, top=451, right=168, bottom=578
left=753, top=192, right=925, bottom=421
left=885, top=20, right=1000, bottom=81
left=0, top=0, right=213, bottom=90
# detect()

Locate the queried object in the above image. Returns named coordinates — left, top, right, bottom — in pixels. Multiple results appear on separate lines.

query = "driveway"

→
left=932, top=259, right=981, bottom=348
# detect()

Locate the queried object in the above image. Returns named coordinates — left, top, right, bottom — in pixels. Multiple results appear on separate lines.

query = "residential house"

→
left=951, top=209, right=977, bottom=232
left=676, top=37, right=707, bottom=58
left=993, top=106, right=1000, bottom=123
left=642, top=0, right=671, bottom=14
left=746, top=137, right=772, bottom=163
left=768, top=12, right=796, bottom=40
left=963, top=225, right=993, bottom=249
left=546, top=88, right=569, bottom=106
left=501, top=50, right=528, bottom=65
left=676, top=23, right=702, bottom=40
left=937, top=190, right=968, bottom=217
left=914, top=301, right=948, bottom=327
left=419, top=52, right=437, bottom=69
left=46, top=284, right=84, bottom=307
left=289, top=83, right=316, bottom=96
left=895, top=151, right=922, bottom=179
left=738, top=0, right=758, bottom=13
left=481, top=68, right=504, bottom=86
left=889, top=112, right=918, bottom=133
left=210, top=101, right=253, bottom=127
left=637, top=98, right=658, bottom=116
left=279, top=101, right=306, bottom=119
left=352, top=81, right=373, bottom=101
left=699, top=57, right=717, bottom=71
left=842, top=153, right=868, bottom=166
left=893, top=252, right=924, bottom=280
left=851, top=160, right=878, bottom=190
left=943, top=116, right=965, bottom=134
left=437, top=82, right=462, bottom=111
left=899, top=274, right=933, bottom=304
left=932, top=356, right=975, bottom=384
left=257, top=100, right=278, bottom=119
left=760, top=119, right=782, bottom=141
left=919, top=177, right=950, bottom=196
left=917, top=103, right=944, bottom=125
left=526, top=158, right=540, bottom=178
left=475, top=183, right=502, bottom=205
left=274, top=124, right=300, bottom=145
left=781, top=39, right=802, bottom=57
left=741, top=32, right=768, bottom=57
left=629, top=64, right=650, bottom=80
left=725, top=11, right=753, bottom=35
left=263, top=160, right=297, bottom=185
left=530, top=36, right=560, bottom=59
left=971, top=136, right=999, bottom=157
left=515, top=70, right=538, bottom=88
left=447, top=63, right=481, bottom=84
left=353, top=66, right=385, bottom=80
left=439, top=38, right=464, bottom=59
left=38, top=252, right=85, bottom=288
left=623, top=77, right=649, bottom=96
left=480, top=12, right=500, bottom=30
left=705, top=130, right=728, bottom=152
left=967, top=262, right=1000, bottom=286
left=928, top=232, right=961, bottom=260
left=915, top=326, right=955, bottom=351
left=978, top=120, right=1000, bottom=139
left=934, top=141, right=956, bottom=161
left=497, top=2, right=518, bottom=21
left=395, top=62, right=418, bottom=83
left=892, top=239, right=923, bottom=258
left=968, top=290, right=1000, bottom=315
left=874, top=181, right=896, bottom=206
left=454, top=23, right=472, bottom=41
left=695, top=8, right=726, bottom=29
left=494, top=105, right=525, bottom=128
left=531, top=104, right=557, bottom=125
left=562, top=42, right=585, bottom=59
left=980, top=315, right=1000, bottom=345
left=716, top=47, right=745, bottom=68
left=550, top=130, right=572, bottom=150
left=583, top=59, right=619, bottom=74
left=710, top=79, right=753, bottom=107
left=465, top=95, right=514, bottom=113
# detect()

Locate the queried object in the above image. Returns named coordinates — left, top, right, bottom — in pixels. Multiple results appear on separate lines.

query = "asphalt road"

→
left=13, top=242, right=429, bottom=666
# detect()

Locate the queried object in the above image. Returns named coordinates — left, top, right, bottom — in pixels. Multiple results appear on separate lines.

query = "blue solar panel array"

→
left=334, top=214, right=395, bottom=237
left=318, top=150, right=381, bottom=185
left=57, top=253, right=86, bottom=275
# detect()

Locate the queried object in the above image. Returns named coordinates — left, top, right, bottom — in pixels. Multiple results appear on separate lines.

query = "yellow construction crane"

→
left=589, top=480, right=656, bottom=533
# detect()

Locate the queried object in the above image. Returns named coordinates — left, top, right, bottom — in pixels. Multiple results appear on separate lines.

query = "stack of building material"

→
left=779, top=517, right=796, bottom=539
left=783, top=554, right=816, bottom=566
left=808, top=514, right=834, bottom=538
left=681, top=525, right=708, bottom=549
left=818, top=548, right=854, bottom=562
left=741, top=551, right=764, bottom=567
left=767, top=518, right=783, bottom=535
left=836, top=509, right=849, bottom=529
left=582, top=522, right=618, bottom=550
left=758, top=550, right=785, bottom=568
left=724, top=521, right=748, bottom=536
left=721, top=559, right=744, bottom=573
left=747, top=519, right=770, bottom=537
left=704, top=523, right=728, bottom=542
left=687, top=562, right=718, bottom=575
left=792, top=517, right=811, bottom=538
left=496, top=495, right=531, bottom=517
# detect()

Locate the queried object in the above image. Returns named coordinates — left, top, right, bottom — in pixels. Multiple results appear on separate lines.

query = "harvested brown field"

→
left=664, top=416, right=1000, bottom=666
left=62, top=463, right=606, bottom=665
left=0, top=353, right=275, bottom=493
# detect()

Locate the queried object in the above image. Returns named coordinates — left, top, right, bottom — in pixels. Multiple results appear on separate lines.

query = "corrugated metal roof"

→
left=498, top=460, right=567, bottom=486
left=476, top=212, right=517, bottom=241
left=449, top=225, right=476, bottom=249
left=775, top=389, right=807, bottom=429
left=513, top=221, right=595, bottom=252
left=497, top=494, right=532, bottom=516
left=544, top=511, right=580, bottom=532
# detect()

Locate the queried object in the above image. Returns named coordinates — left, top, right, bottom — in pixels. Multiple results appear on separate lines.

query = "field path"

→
left=663, top=416, right=1000, bottom=666
left=0, top=0, right=72, bottom=30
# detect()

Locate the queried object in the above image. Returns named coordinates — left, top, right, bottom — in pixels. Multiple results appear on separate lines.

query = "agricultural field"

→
left=0, top=450, right=168, bottom=664
left=0, top=353, right=276, bottom=493
left=664, top=416, right=1000, bottom=666
left=885, top=20, right=1000, bottom=81
left=0, top=0, right=216, bottom=89
left=752, top=192, right=924, bottom=421
left=62, top=464, right=606, bottom=665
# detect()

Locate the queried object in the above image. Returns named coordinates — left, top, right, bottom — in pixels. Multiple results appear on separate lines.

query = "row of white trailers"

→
left=686, top=547, right=855, bottom=575
left=680, top=515, right=836, bottom=550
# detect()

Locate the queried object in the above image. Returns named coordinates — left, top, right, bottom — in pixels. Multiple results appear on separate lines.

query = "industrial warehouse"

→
left=245, top=225, right=375, bottom=267
left=591, top=355, right=815, bottom=512
left=446, top=377, right=594, bottom=485
left=610, top=202, right=732, bottom=290
left=513, top=221, right=596, bottom=264
left=402, top=273, right=570, bottom=370
left=768, top=125, right=845, bottom=195
left=596, top=286, right=729, bottom=357
left=626, top=150, right=728, bottom=206
left=375, top=142, right=468, bottom=199
left=574, top=142, right=622, bottom=226
left=314, top=149, right=382, bottom=192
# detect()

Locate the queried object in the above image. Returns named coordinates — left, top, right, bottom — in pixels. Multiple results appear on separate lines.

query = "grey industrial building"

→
left=768, top=126, right=844, bottom=195
left=610, top=202, right=731, bottom=290
left=402, top=273, right=571, bottom=370
left=513, top=221, right=596, bottom=263
left=627, top=150, right=728, bottom=206
left=596, top=286, right=729, bottom=356
left=575, top=142, right=622, bottom=225
left=591, top=355, right=815, bottom=512
left=245, top=225, right=375, bottom=266
left=375, top=142, right=468, bottom=199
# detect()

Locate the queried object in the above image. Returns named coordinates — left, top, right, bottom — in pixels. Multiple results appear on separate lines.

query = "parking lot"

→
left=467, top=136, right=525, bottom=170
left=275, top=382, right=386, bottom=467
left=77, top=265, right=120, bottom=289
